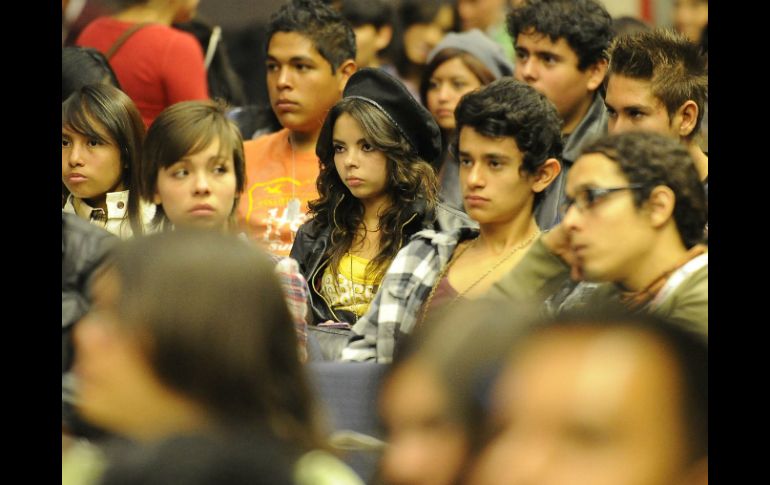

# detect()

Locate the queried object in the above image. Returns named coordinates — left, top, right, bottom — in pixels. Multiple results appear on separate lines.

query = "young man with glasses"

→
left=487, top=131, right=708, bottom=338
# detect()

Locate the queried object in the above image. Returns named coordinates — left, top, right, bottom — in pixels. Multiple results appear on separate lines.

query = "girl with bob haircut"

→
left=139, top=99, right=245, bottom=233
left=62, top=83, right=150, bottom=239
left=72, top=230, right=362, bottom=484
left=139, top=99, right=310, bottom=359
left=291, top=68, right=467, bottom=327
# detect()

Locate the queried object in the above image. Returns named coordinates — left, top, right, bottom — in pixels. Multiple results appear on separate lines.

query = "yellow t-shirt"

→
left=320, top=254, right=379, bottom=319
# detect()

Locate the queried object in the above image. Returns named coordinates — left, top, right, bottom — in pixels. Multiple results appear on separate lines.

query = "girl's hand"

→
left=542, top=224, right=584, bottom=281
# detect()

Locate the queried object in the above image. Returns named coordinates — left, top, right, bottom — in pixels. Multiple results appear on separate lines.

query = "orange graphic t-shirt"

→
left=237, top=129, right=321, bottom=256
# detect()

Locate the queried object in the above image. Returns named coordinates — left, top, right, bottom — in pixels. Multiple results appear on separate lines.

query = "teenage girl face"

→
left=154, top=137, right=238, bottom=231
left=62, top=119, right=124, bottom=209
left=427, top=57, right=483, bottom=131
left=332, top=112, right=390, bottom=208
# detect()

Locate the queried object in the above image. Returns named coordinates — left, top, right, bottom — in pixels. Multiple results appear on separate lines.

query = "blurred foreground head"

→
left=468, top=308, right=708, bottom=485
left=74, top=230, right=322, bottom=450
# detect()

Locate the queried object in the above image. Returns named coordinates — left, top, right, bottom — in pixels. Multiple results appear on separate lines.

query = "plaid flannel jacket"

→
left=340, top=226, right=479, bottom=363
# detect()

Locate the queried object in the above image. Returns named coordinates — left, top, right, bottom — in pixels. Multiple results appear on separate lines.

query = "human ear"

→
left=531, top=158, right=561, bottom=193
left=586, top=58, right=608, bottom=92
left=375, top=25, right=393, bottom=51
left=646, top=185, right=676, bottom=228
left=673, top=100, right=699, bottom=138
left=337, top=60, right=358, bottom=90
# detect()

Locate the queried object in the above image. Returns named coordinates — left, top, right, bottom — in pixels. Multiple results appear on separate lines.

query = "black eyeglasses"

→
left=560, top=184, right=645, bottom=217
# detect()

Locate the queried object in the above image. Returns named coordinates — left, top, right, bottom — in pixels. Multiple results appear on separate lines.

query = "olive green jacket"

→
left=487, top=237, right=708, bottom=338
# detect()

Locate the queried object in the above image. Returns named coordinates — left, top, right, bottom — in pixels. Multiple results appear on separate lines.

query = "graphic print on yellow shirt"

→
left=321, top=253, right=379, bottom=319
left=238, top=129, right=321, bottom=256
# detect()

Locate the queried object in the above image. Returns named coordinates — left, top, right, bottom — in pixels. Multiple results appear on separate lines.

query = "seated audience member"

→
left=338, top=0, right=395, bottom=70
left=290, top=68, right=458, bottom=328
left=139, top=99, right=310, bottom=359
left=507, top=0, right=613, bottom=228
left=62, top=45, right=123, bottom=207
left=467, top=308, right=708, bottom=485
left=420, top=28, right=514, bottom=213
left=76, top=0, right=209, bottom=127
left=342, top=78, right=563, bottom=363
left=62, top=84, right=153, bottom=238
left=69, top=230, right=363, bottom=485
left=236, top=0, right=357, bottom=257
left=391, top=0, right=456, bottom=98
left=62, top=211, right=118, bottom=438
left=62, top=46, right=121, bottom=101
left=488, top=131, right=708, bottom=337
left=456, top=0, right=515, bottom=61
left=605, top=28, right=708, bottom=187
left=672, top=0, right=708, bottom=45
left=378, top=299, right=535, bottom=485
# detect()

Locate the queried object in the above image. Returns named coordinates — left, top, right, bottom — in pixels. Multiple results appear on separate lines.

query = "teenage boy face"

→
left=605, top=75, right=678, bottom=138
left=514, top=30, right=605, bottom=133
left=266, top=32, right=352, bottom=134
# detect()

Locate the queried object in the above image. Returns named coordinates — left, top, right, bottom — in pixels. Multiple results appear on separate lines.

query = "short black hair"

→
left=62, top=46, right=121, bottom=101
left=580, top=131, right=707, bottom=248
left=454, top=78, right=563, bottom=206
left=508, top=0, right=613, bottom=70
left=267, top=0, right=356, bottom=72
left=339, top=0, right=393, bottom=29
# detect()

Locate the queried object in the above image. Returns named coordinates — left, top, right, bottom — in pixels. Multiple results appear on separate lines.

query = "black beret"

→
left=316, top=68, right=442, bottom=166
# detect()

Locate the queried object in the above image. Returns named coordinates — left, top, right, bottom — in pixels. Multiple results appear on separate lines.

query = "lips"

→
left=464, top=195, right=489, bottom=207
left=435, top=109, right=454, bottom=118
left=275, top=99, right=299, bottom=112
left=189, top=203, right=215, bottom=215
left=346, top=177, right=364, bottom=187
left=66, top=173, right=88, bottom=183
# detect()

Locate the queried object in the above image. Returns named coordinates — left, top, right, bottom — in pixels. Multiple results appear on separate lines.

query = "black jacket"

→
left=290, top=201, right=473, bottom=325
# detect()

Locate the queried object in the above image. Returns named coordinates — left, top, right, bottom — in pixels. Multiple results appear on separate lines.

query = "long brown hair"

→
left=96, top=230, right=326, bottom=452
left=310, top=97, right=439, bottom=282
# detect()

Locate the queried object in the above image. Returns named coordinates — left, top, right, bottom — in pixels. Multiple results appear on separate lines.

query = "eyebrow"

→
left=267, top=54, right=316, bottom=64
left=332, top=138, right=368, bottom=145
left=457, top=150, right=513, bottom=161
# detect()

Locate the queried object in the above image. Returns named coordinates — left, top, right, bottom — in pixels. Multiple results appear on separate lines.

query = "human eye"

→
left=295, top=63, right=312, bottom=72
left=459, top=157, right=473, bottom=167
left=605, top=106, right=617, bottom=118
left=61, top=136, right=71, bottom=148
left=333, top=143, right=346, bottom=154
left=428, top=79, right=439, bottom=90
left=86, top=138, right=102, bottom=148
left=266, top=60, right=278, bottom=72
left=541, top=54, right=558, bottom=66
left=361, top=142, right=376, bottom=152
left=515, top=49, right=529, bottom=61
left=488, top=158, right=503, bottom=169
left=213, top=163, right=229, bottom=175
left=452, top=80, right=468, bottom=90
left=583, top=188, right=607, bottom=207
left=167, top=163, right=189, bottom=179
left=628, top=109, right=646, bottom=120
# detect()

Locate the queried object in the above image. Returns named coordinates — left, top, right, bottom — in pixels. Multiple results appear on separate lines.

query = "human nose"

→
left=437, top=83, right=453, bottom=102
left=193, top=172, right=211, bottom=195
left=67, top=141, right=84, bottom=167
left=276, top=66, right=291, bottom=89
left=518, top=58, right=538, bottom=83
left=466, top=163, right=485, bottom=188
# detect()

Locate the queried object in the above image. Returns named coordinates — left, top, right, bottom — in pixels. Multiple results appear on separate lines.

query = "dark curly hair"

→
left=267, top=0, right=357, bottom=73
left=580, top=131, right=707, bottom=248
left=508, top=0, right=613, bottom=70
left=453, top=78, right=564, bottom=207
left=309, top=97, right=439, bottom=281
left=607, top=28, right=708, bottom=141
